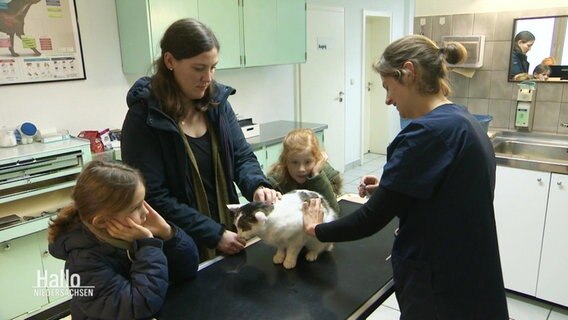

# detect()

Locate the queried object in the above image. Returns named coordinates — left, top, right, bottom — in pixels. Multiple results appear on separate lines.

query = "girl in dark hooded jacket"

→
left=48, top=160, right=199, bottom=320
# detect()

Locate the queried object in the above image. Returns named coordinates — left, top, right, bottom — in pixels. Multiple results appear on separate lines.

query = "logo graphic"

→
left=33, top=270, right=94, bottom=297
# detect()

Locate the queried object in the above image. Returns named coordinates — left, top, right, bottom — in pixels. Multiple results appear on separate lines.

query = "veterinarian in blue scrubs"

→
left=303, top=35, right=509, bottom=320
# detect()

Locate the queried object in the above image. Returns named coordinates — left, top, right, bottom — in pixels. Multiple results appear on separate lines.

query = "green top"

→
left=268, top=162, right=343, bottom=214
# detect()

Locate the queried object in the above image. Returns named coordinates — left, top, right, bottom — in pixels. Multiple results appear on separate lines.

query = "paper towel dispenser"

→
left=441, top=35, right=485, bottom=68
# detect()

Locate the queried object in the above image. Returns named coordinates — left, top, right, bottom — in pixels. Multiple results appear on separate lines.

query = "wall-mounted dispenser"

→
left=515, top=81, right=537, bottom=131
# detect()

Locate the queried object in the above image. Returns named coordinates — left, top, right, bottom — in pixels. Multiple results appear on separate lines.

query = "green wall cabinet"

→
left=243, top=0, right=306, bottom=67
left=115, top=0, right=199, bottom=75
left=115, top=0, right=305, bottom=74
left=198, top=0, right=241, bottom=70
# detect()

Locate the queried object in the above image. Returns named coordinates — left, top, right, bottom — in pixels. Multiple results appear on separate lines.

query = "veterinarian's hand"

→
left=312, top=151, right=328, bottom=176
left=358, top=175, right=379, bottom=197
left=107, top=217, right=153, bottom=242
left=302, top=198, right=324, bottom=237
left=143, top=202, right=174, bottom=241
left=217, top=230, right=246, bottom=255
left=253, top=186, right=282, bottom=204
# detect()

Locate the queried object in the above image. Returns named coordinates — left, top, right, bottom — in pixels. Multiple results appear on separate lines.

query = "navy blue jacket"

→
left=316, top=105, right=508, bottom=319
left=510, top=50, right=529, bottom=78
left=121, top=77, right=270, bottom=249
left=49, top=223, right=199, bottom=320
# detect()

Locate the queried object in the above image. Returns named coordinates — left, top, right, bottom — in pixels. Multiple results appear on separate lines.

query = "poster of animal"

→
left=0, top=0, right=85, bottom=85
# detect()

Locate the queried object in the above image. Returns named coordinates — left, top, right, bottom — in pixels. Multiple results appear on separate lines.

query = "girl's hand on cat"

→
left=312, top=151, right=328, bottom=176
left=217, top=230, right=246, bottom=255
left=107, top=217, right=153, bottom=242
left=142, top=202, right=174, bottom=241
left=358, top=175, right=379, bottom=197
left=302, top=198, right=324, bottom=237
left=253, top=186, right=282, bottom=204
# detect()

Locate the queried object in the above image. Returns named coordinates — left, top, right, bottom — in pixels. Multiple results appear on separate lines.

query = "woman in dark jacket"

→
left=121, top=18, right=280, bottom=261
left=49, top=160, right=199, bottom=320
left=510, top=30, right=535, bottom=79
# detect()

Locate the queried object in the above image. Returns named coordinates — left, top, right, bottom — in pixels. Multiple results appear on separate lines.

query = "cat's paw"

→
left=305, top=251, right=319, bottom=262
left=325, top=243, right=334, bottom=252
left=273, top=250, right=285, bottom=264
left=283, top=259, right=297, bottom=269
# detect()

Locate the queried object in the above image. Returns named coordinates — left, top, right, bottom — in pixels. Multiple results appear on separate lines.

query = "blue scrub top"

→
left=379, top=104, right=508, bottom=318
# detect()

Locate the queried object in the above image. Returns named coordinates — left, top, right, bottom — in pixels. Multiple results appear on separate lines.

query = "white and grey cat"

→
left=227, top=189, right=338, bottom=269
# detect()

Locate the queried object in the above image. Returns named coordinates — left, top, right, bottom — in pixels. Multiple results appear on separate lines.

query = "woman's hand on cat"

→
left=107, top=217, right=153, bottom=242
left=253, top=186, right=282, bottom=204
left=358, top=175, right=379, bottom=197
left=217, top=230, right=246, bottom=255
left=302, top=198, right=324, bottom=237
left=143, top=201, right=174, bottom=241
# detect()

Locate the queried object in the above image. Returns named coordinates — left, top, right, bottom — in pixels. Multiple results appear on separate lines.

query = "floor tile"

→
left=342, top=172, right=364, bottom=185
left=549, top=307, right=568, bottom=320
left=507, top=293, right=552, bottom=320
left=342, top=182, right=360, bottom=195
left=366, top=305, right=400, bottom=320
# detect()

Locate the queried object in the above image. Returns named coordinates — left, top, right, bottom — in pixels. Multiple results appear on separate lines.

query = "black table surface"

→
left=159, top=200, right=396, bottom=320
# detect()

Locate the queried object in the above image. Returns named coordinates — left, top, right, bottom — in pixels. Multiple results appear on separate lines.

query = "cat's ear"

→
left=227, top=204, right=243, bottom=215
left=254, top=212, right=268, bottom=223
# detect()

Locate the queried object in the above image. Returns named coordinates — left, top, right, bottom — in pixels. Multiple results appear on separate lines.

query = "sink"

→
left=492, top=131, right=568, bottom=174
left=493, top=140, right=568, bottom=162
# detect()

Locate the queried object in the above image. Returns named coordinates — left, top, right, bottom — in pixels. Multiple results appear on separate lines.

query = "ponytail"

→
left=48, top=205, right=81, bottom=243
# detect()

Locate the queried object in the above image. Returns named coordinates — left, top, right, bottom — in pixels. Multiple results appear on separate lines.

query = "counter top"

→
left=158, top=199, right=395, bottom=320
left=246, top=120, right=328, bottom=149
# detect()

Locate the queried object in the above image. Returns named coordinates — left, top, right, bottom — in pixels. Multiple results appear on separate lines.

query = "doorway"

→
left=300, top=5, right=346, bottom=172
left=361, top=12, right=392, bottom=157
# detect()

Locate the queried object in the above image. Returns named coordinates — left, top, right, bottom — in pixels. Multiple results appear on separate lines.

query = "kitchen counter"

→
left=158, top=199, right=396, bottom=320
left=246, top=120, right=328, bottom=149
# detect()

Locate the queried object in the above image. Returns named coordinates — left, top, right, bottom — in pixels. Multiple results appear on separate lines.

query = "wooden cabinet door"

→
left=198, top=0, right=241, bottom=69
left=493, top=166, right=549, bottom=296
left=0, top=235, right=48, bottom=319
left=537, top=173, right=568, bottom=306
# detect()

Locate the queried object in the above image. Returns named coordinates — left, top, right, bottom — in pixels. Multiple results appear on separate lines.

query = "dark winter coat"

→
left=49, top=223, right=199, bottom=320
left=510, top=50, right=529, bottom=78
left=121, top=77, right=270, bottom=249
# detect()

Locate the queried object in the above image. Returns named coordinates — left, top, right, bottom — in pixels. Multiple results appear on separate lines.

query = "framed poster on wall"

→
left=0, top=0, right=86, bottom=85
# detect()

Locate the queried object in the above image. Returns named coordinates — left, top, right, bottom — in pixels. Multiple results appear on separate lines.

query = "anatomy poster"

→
left=0, top=0, right=85, bottom=85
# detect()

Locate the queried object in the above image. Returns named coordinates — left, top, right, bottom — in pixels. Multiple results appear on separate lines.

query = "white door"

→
left=363, top=13, right=391, bottom=155
left=300, top=5, right=345, bottom=172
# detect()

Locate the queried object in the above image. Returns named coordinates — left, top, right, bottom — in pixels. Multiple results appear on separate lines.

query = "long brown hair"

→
left=373, top=34, right=467, bottom=97
left=48, top=160, right=144, bottom=243
left=513, top=30, right=535, bottom=53
left=268, top=128, right=324, bottom=185
left=151, top=18, right=220, bottom=122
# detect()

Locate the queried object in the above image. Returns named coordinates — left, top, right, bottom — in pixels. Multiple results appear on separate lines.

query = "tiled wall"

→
left=415, top=7, right=568, bottom=135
